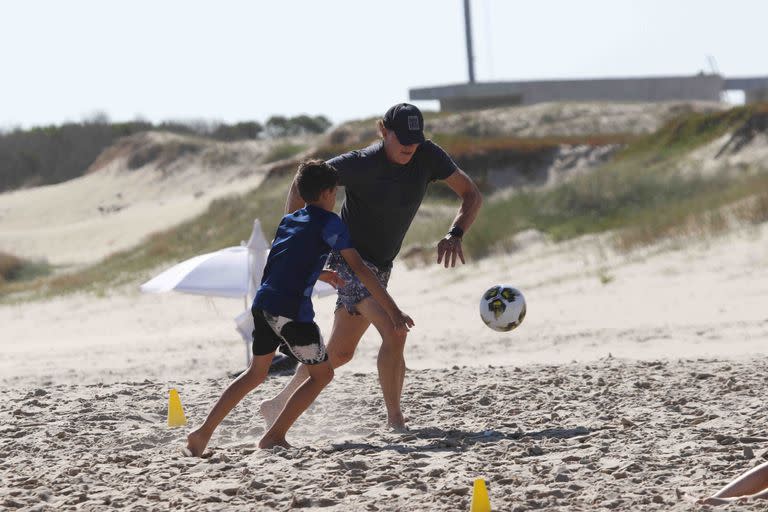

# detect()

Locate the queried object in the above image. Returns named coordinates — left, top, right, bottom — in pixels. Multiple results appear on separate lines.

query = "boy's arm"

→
left=338, top=248, right=414, bottom=330
left=284, top=173, right=304, bottom=214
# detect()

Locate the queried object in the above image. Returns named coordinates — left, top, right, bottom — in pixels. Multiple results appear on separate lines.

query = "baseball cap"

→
left=383, top=103, right=425, bottom=145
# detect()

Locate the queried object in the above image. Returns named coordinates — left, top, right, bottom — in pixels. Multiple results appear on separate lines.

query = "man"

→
left=185, top=161, right=412, bottom=455
left=260, top=103, right=482, bottom=430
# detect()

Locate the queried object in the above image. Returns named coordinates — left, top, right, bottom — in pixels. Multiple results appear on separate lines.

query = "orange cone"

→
left=167, top=388, right=187, bottom=427
left=470, top=478, right=491, bottom=512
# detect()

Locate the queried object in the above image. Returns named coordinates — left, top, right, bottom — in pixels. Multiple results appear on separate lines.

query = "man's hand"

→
left=436, top=235, right=465, bottom=268
left=390, top=309, right=415, bottom=332
left=318, top=270, right=345, bottom=289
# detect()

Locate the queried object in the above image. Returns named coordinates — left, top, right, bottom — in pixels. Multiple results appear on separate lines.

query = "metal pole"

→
left=464, top=0, right=476, bottom=83
left=243, top=295, right=251, bottom=365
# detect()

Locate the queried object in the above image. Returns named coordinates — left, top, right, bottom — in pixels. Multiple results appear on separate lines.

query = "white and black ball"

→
left=479, top=285, right=526, bottom=332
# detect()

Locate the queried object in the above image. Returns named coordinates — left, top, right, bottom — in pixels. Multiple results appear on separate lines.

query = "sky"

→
left=1, top=0, right=766, bottom=128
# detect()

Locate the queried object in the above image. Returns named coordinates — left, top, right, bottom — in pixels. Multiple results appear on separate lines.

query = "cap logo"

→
left=407, top=116, right=420, bottom=131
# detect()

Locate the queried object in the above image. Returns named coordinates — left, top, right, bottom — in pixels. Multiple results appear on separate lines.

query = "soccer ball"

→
left=479, top=285, right=526, bottom=332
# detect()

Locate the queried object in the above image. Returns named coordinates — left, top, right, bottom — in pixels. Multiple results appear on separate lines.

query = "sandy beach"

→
left=2, top=218, right=767, bottom=510
left=2, top=360, right=768, bottom=510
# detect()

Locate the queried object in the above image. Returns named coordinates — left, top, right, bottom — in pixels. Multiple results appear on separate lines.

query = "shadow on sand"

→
left=328, top=425, right=591, bottom=454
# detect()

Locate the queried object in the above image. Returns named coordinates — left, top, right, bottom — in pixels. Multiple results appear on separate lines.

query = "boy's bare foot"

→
left=259, top=399, right=282, bottom=430
left=185, top=428, right=210, bottom=458
left=258, top=435, right=292, bottom=449
left=697, top=496, right=736, bottom=506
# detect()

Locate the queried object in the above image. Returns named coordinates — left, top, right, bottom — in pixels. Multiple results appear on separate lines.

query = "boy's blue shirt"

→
left=254, top=204, right=352, bottom=322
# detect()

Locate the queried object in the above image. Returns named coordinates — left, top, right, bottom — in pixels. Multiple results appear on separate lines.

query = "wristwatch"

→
left=447, top=226, right=464, bottom=239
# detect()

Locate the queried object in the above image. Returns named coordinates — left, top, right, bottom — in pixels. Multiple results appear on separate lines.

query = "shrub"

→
left=0, top=252, right=23, bottom=283
left=0, top=252, right=51, bottom=286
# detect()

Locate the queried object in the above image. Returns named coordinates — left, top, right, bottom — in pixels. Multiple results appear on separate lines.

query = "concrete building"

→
left=725, top=76, right=768, bottom=103
left=410, top=74, right=768, bottom=111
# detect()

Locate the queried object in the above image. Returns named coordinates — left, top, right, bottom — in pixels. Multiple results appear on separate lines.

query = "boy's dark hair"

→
left=296, top=159, right=338, bottom=202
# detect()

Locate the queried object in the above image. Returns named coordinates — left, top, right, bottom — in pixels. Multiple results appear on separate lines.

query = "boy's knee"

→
left=244, top=368, right=267, bottom=387
left=311, top=364, right=334, bottom=386
left=322, top=365, right=335, bottom=384
left=244, top=358, right=270, bottom=384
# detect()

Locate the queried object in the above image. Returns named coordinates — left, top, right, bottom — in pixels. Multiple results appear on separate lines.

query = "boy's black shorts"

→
left=251, top=308, right=327, bottom=365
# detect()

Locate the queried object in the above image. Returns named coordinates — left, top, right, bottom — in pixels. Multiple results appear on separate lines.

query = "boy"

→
left=185, top=160, right=413, bottom=455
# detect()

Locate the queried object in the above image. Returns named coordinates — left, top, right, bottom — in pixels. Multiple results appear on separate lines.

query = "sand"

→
left=2, top=218, right=768, bottom=510
left=2, top=361, right=767, bottom=510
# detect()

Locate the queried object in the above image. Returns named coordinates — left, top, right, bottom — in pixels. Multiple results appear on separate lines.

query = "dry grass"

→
left=614, top=210, right=728, bottom=253
left=733, top=193, right=768, bottom=225
left=613, top=180, right=768, bottom=253
left=431, top=133, right=634, bottom=157
left=616, top=106, right=758, bottom=161
left=263, top=143, right=307, bottom=164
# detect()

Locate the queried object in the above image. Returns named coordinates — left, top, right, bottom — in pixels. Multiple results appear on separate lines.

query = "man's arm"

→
left=437, top=168, right=483, bottom=268
left=284, top=173, right=304, bottom=214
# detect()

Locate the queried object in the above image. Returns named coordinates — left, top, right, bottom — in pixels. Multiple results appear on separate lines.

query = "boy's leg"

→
left=259, top=307, right=370, bottom=427
left=258, top=360, right=334, bottom=449
left=186, top=353, right=272, bottom=457
left=355, top=297, right=408, bottom=430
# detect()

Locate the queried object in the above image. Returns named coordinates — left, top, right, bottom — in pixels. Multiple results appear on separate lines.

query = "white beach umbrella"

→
left=140, top=218, right=335, bottom=364
left=245, top=219, right=270, bottom=302
left=139, top=245, right=252, bottom=299
left=140, top=219, right=334, bottom=301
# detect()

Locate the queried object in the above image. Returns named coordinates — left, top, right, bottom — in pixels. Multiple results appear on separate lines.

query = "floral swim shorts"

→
left=325, top=251, right=391, bottom=315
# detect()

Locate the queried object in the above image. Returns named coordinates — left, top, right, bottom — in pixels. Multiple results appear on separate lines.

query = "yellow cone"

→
left=470, top=478, right=491, bottom=512
left=167, top=388, right=187, bottom=427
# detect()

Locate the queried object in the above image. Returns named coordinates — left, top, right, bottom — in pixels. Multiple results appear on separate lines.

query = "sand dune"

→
left=1, top=102, right=748, bottom=268
left=0, top=132, right=310, bottom=266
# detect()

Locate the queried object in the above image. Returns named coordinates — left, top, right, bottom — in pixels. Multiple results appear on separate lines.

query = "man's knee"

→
left=323, top=306, right=369, bottom=369
left=330, top=348, right=355, bottom=367
left=382, top=328, right=407, bottom=351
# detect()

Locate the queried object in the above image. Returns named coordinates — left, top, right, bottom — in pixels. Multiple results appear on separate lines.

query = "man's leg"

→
left=258, top=361, right=334, bottom=449
left=259, top=307, right=370, bottom=428
left=355, top=297, right=408, bottom=430
left=187, top=352, right=273, bottom=456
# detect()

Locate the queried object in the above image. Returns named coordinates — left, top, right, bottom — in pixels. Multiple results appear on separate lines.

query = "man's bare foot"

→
left=259, top=399, right=283, bottom=430
left=258, top=435, right=292, bottom=449
left=185, top=428, right=210, bottom=457
left=387, top=412, right=408, bottom=432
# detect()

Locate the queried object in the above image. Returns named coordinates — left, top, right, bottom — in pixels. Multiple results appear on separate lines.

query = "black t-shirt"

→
left=327, top=140, right=457, bottom=270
